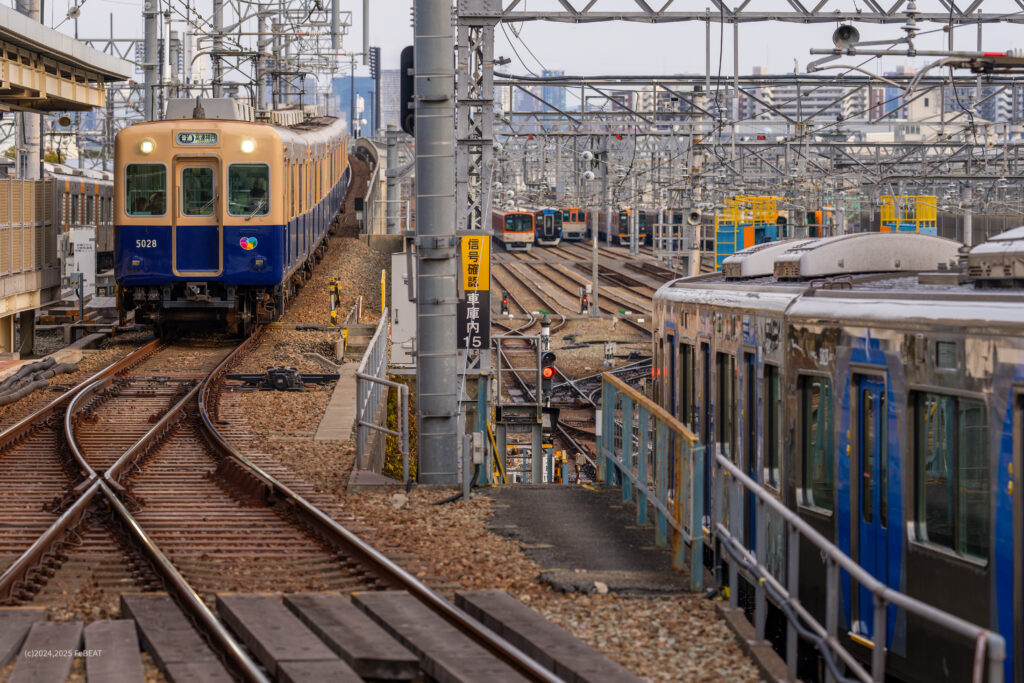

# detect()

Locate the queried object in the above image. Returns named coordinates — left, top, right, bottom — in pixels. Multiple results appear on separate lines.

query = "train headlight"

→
left=240, top=139, right=256, bottom=154
left=139, top=139, right=155, bottom=155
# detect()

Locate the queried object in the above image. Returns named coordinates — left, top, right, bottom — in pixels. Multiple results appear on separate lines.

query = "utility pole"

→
left=349, top=55, right=355, bottom=132
left=143, top=0, right=158, bottom=120
left=212, top=0, right=224, bottom=97
left=15, top=0, right=41, bottom=179
left=414, top=0, right=458, bottom=483
left=591, top=148, right=607, bottom=317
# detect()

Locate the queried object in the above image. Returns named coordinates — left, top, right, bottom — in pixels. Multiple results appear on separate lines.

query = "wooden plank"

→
left=120, top=593, right=233, bottom=683
left=352, top=591, right=527, bottom=683
left=284, top=592, right=419, bottom=680
left=278, top=659, right=363, bottom=683
left=455, top=590, right=644, bottom=683
left=8, top=620, right=82, bottom=683
left=0, top=608, right=46, bottom=669
left=216, top=594, right=338, bottom=678
left=83, top=619, right=144, bottom=683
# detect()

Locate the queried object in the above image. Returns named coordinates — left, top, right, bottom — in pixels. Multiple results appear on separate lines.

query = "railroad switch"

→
left=226, top=366, right=340, bottom=391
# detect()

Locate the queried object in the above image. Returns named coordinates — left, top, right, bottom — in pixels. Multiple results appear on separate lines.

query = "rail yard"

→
left=3, top=0, right=1024, bottom=680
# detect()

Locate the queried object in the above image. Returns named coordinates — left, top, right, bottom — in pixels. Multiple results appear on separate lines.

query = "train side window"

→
left=800, top=376, right=834, bottom=513
left=764, top=364, right=781, bottom=489
left=679, top=343, right=694, bottom=429
left=85, top=196, right=94, bottom=225
left=228, top=164, right=269, bottom=216
left=70, top=195, right=79, bottom=225
left=914, top=392, right=989, bottom=560
left=125, top=163, right=166, bottom=216
left=716, top=352, right=737, bottom=461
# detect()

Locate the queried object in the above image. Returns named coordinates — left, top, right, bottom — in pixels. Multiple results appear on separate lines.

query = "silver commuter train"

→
left=652, top=230, right=1022, bottom=683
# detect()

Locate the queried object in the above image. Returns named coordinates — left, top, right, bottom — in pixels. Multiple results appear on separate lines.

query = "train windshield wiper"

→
left=245, top=199, right=266, bottom=220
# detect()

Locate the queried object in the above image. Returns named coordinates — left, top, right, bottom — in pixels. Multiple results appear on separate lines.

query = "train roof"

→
left=116, top=117, right=347, bottom=162
left=656, top=230, right=1024, bottom=328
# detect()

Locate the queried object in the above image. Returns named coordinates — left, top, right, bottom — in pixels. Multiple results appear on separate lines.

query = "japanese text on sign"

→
left=461, top=235, right=490, bottom=291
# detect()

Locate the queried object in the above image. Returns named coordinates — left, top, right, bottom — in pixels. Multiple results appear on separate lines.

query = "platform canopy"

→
left=0, top=4, right=132, bottom=113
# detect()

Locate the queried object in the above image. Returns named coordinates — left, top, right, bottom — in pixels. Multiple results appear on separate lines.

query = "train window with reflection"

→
left=679, top=344, right=694, bottom=429
left=228, top=164, right=269, bottom=216
left=125, top=164, right=166, bottom=216
left=764, top=364, right=781, bottom=489
left=716, top=353, right=736, bottom=461
left=800, top=376, right=833, bottom=513
left=914, top=392, right=989, bottom=560
left=181, top=167, right=214, bottom=216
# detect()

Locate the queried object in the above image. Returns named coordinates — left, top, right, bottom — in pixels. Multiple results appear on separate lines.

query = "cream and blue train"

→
left=114, top=106, right=349, bottom=335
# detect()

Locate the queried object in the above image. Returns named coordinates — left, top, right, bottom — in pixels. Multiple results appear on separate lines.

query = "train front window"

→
left=181, top=167, right=215, bottom=216
left=914, top=392, right=989, bottom=560
left=125, top=163, right=167, bottom=216
left=228, top=164, right=270, bottom=216
left=505, top=215, right=531, bottom=233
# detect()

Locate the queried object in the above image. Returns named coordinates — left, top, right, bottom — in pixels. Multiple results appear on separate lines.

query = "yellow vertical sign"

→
left=461, top=235, right=490, bottom=292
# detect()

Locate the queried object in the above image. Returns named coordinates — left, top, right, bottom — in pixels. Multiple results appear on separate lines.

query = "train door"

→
left=173, top=158, right=222, bottom=275
left=854, top=375, right=888, bottom=638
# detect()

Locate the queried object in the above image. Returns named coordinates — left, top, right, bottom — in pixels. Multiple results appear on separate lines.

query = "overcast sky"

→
left=19, top=0, right=1024, bottom=86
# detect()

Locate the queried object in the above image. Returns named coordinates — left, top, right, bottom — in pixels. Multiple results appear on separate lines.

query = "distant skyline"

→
left=17, top=0, right=1024, bottom=95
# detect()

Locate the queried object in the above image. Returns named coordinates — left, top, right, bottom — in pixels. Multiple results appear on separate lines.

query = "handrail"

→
left=599, top=373, right=704, bottom=591
left=713, top=452, right=1006, bottom=683
left=355, top=309, right=392, bottom=471
left=602, top=371, right=698, bottom=444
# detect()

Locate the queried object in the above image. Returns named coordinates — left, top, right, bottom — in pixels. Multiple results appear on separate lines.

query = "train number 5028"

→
left=135, top=239, right=158, bottom=248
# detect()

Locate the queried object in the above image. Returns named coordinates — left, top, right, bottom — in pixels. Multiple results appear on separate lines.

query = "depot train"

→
left=652, top=231, right=1021, bottom=682
left=114, top=100, right=349, bottom=335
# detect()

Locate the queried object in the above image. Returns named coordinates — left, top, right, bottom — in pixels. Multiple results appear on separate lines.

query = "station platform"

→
left=484, top=485, right=694, bottom=595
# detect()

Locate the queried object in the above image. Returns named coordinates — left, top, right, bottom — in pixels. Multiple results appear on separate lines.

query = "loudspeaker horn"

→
left=832, top=24, right=860, bottom=49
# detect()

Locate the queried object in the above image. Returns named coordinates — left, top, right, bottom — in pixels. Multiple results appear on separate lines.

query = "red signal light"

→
left=541, top=366, right=556, bottom=379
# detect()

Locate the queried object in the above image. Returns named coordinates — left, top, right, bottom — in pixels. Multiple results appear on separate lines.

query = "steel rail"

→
left=197, top=333, right=562, bottom=683
left=0, top=338, right=161, bottom=452
left=60, top=334, right=271, bottom=682
left=0, top=338, right=162, bottom=602
left=513, top=246, right=652, bottom=332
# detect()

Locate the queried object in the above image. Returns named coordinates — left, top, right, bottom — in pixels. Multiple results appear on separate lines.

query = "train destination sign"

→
left=458, top=235, right=490, bottom=350
left=175, top=131, right=219, bottom=146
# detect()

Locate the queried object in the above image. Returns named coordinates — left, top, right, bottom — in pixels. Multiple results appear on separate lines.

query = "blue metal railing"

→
left=598, top=372, right=1006, bottom=683
left=598, top=373, right=704, bottom=592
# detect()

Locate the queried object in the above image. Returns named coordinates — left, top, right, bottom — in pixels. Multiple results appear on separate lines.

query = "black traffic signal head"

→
left=540, top=351, right=557, bottom=401
left=400, top=45, right=415, bottom=135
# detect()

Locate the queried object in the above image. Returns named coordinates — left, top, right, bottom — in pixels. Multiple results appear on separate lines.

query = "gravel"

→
left=0, top=334, right=148, bottom=432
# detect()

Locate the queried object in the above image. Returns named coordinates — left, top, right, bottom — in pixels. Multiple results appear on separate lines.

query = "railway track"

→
left=0, top=331, right=561, bottom=682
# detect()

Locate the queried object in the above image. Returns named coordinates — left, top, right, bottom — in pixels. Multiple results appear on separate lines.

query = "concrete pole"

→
left=331, top=0, right=341, bottom=50
left=256, top=13, right=271, bottom=111
left=386, top=125, right=400, bottom=234
left=143, top=0, right=158, bottom=120
left=349, top=55, right=356, bottom=133
left=414, top=0, right=458, bottom=483
left=14, top=0, right=41, bottom=178
left=963, top=184, right=973, bottom=246
left=590, top=152, right=606, bottom=318
left=362, top=0, right=369, bottom=65
left=212, top=0, right=224, bottom=98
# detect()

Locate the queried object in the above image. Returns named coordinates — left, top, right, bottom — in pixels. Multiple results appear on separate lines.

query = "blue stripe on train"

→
left=116, top=167, right=350, bottom=288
